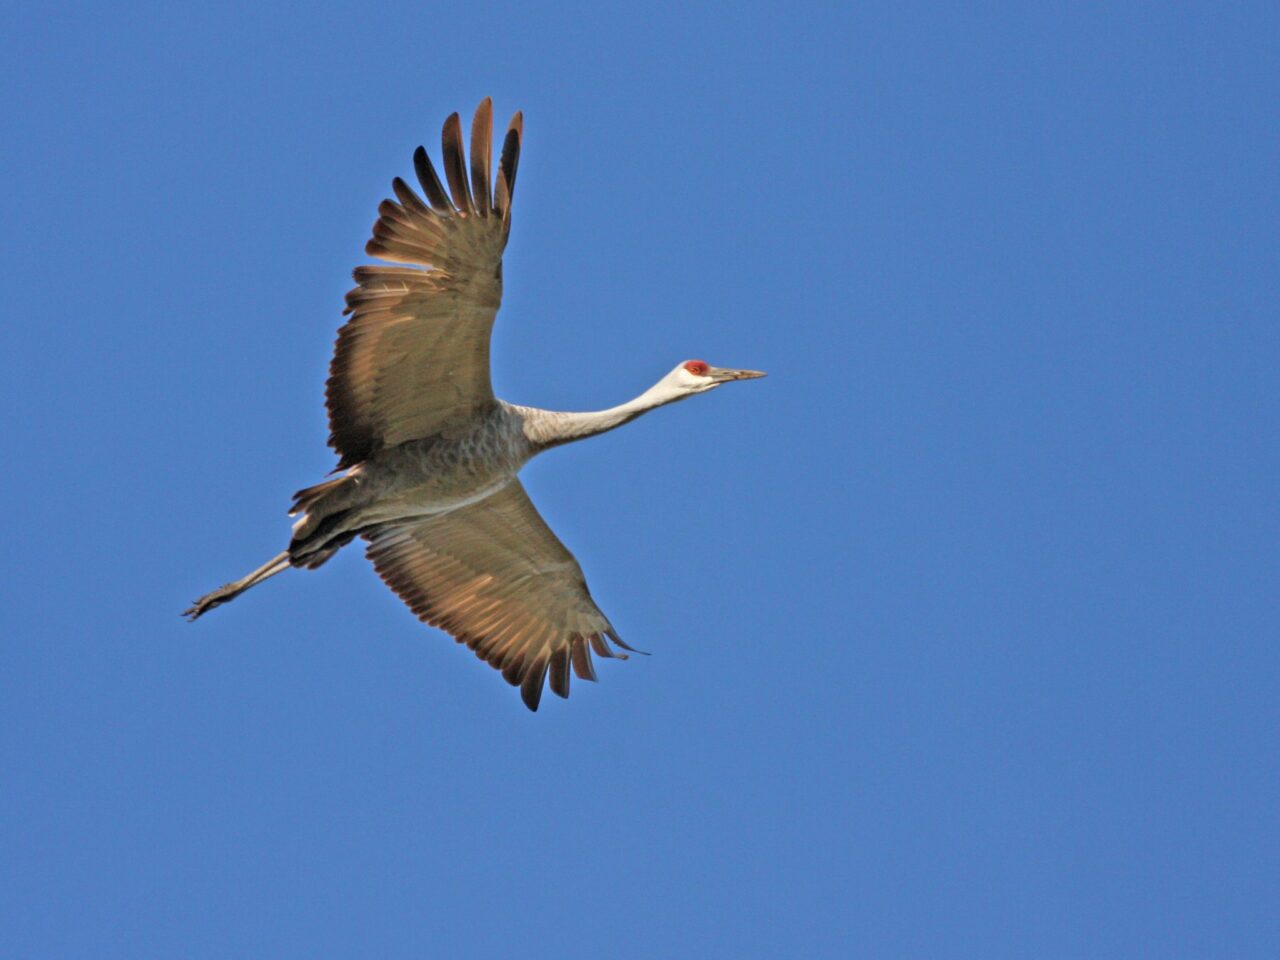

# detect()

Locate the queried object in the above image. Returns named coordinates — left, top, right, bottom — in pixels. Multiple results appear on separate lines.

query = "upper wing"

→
left=363, top=480, right=637, bottom=711
left=327, top=99, right=524, bottom=468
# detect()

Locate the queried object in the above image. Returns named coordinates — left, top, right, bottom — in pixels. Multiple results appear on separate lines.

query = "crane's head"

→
left=667, top=359, right=767, bottom=396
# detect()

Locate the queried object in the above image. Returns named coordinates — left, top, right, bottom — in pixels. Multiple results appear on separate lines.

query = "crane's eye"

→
left=684, top=360, right=709, bottom=376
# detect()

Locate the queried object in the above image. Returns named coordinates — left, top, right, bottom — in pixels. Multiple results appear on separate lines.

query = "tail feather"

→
left=290, top=476, right=350, bottom=516
left=184, top=551, right=291, bottom=620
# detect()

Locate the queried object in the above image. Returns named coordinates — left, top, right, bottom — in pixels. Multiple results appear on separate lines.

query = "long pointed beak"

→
left=712, top=367, right=767, bottom=382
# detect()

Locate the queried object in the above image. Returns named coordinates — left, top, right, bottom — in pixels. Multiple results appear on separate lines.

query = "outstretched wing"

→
left=363, top=481, right=637, bottom=711
left=327, top=98, right=524, bottom=468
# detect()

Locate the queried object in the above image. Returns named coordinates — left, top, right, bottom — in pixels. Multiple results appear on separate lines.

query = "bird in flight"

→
left=185, top=99, right=765, bottom=710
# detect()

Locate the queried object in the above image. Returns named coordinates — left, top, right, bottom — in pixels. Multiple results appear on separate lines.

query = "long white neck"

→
left=521, top=379, right=687, bottom=447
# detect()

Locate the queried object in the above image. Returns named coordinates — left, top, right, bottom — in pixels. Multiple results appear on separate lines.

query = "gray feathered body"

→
left=290, top=401, right=551, bottom=566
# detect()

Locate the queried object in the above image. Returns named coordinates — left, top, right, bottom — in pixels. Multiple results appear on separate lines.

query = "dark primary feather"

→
left=494, top=115, right=522, bottom=219
left=469, top=97, right=493, bottom=217
left=413, top=146, right=452, bottom=212
left=391, top=176, right=432, bottom=217
left=548, top=647, right=571, bottom=699
left=440, top=112, right=474, bottom=215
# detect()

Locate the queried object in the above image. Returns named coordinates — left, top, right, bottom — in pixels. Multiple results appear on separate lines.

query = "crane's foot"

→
left=183, top=551, right=292, bottom=621
left=183, top=582, right=243, bottom=621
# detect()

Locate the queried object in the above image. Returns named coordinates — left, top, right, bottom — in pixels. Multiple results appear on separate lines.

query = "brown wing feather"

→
left=413, top=146, right=453, bottom=212
left=469, top=97, right=493, bottom=217
left=327, top=102, right=520, bottom=467
left=363, top=480, right=631, bottom=711
left=494, top=113, right=522, bottom=220
left=440, top=112, right=474, bottom=215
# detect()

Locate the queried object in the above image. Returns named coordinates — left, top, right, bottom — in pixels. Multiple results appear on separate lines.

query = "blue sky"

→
left=2, top=1, right=1277, bottom=956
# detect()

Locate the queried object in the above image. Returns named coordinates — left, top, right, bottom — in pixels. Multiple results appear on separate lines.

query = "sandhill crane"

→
left=185, top=99, right=765, bottom=710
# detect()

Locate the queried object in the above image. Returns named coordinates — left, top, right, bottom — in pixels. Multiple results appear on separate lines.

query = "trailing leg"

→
left=184, top=551, right=291, bottom=620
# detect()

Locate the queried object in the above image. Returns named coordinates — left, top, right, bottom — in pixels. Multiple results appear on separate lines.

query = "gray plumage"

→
left=186, top=99, right=764, bottom=711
